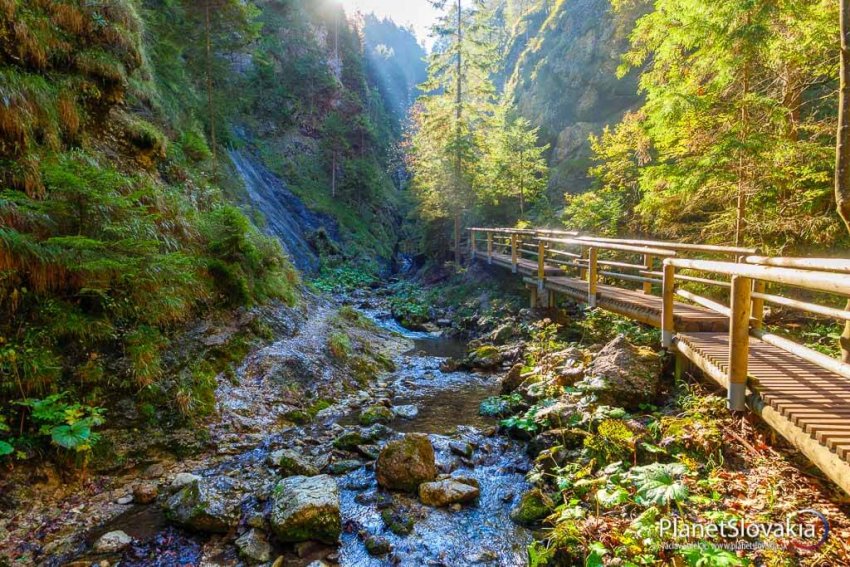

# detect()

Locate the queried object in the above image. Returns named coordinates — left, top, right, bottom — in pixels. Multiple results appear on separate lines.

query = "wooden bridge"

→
left=469, top=227, right=850, bottom=495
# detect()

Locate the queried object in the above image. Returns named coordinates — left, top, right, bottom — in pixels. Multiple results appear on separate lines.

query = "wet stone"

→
left=449, top=440, right=474, bottom=458
left=327, top=460, right=363, bottom=475
left=235, top=528, right=272, bottom=564
left=93, top=530, right=133, bottom=553
left=419, top=479, right=480, bottom=507
left=270, top=474, right=341, bottom=544
left=133, top=483, right=158, bottom=504
left=364, top=534, right=392, bottom=556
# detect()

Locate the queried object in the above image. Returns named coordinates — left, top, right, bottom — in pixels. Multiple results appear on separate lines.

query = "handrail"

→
left=578, top=236, right=756, bottom=256
left=745, top=256, right=850, bottom=273
left=665, top=258, right=850, bottom=297
left=538, top=237, right=676, bottom=257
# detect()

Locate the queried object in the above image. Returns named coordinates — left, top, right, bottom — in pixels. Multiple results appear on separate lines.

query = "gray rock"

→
left=449, top=441, right=474, bottom=458
left=376, top=433, right=436, bottom=492
left=392, top=404, right=419, bottom=419
left=93, top=530, right=133, bottom=553
left=327, top=460, right=362, bottom=475
left=270, top=475, right=341, bottom=544
left=271, top=449, right=321, bottom=477
left=235, top=529, right=272, bottom=564
left=116, top=495, right=133, bottom=505
left=169, top=472, right=201, bottom=492
left=164, top=477, right=241, bottom=533
left=419, top=479, right=480, bottom=507
left=581, top=335, right=661, bottom=409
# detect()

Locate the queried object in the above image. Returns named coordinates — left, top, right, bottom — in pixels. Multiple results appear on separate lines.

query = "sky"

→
left=340, top=0, right=440, bottom=49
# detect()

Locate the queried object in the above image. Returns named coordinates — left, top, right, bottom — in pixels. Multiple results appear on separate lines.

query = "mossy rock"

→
left=270, top=475, right=341, bottom=544
left=364, top=534, right=392, bottom=556
left=375, top=433, right=436, bottom=492
left=381, top=506, right=415, bottom=535
left=359, top=404, right=394, bottom=425
left=659, top=414, right=722, bottom=460
left=468, top=344, right=502, bottom=369
left=510, top=489, right=554, bottom=525
left=271, top=449, right=320, bottom=477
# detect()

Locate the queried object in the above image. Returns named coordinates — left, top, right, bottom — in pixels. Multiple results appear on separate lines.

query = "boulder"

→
left=271, top=449, right=320, bottom=477
left=169, top=472, right=200, bottom=492
left=270, top=475, right=341, bottom=544
left=93, top=530, right=133, bottom=553
left=466, top=345, right=502, bottom=370
left=500, top=363, right=525, bottom=394
left=165, top=477, right=241, bottom=533
left=418, top=479, right=480, bottom=507
left=359, top=405, right=394, bottom=426
left=489, top=323, right=515, bottom=345
left=510, top=489, right=555, bottom=525
left=375, top=434, right=436, bottom=492
left=235, top=529, right=273, bottom=564
left=582, top=335, right=661, bottom=409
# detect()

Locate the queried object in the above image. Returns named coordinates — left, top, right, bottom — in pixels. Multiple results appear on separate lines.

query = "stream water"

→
left=78, top=305, right=532, bottom=566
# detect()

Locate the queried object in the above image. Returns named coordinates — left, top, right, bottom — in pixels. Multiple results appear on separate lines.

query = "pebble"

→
left=116, top=495, right=133, bottom=505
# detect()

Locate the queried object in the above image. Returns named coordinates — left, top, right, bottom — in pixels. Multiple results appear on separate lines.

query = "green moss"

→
left=328, top=332, right=352, bottom=360
left=510, top=489, right=554, bottom=525
left=359, top=404, right=394, bottom=426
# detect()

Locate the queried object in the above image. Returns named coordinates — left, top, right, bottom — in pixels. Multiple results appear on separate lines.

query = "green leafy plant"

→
left=629, top=462, right=689, bottom=510
left=0, top=415, right=13, bottom=456
left=681, top=543, right=746, bottom=566
left=16, top=393, right=105, bottom=453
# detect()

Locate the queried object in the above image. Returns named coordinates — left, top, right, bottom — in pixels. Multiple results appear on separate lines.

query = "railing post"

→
left=537, top=240, right=546, bottom=292
left=587, top=247, right=598, bottom=307
left=511, top=234, right=518, bottom=274
left=662, top=262, right=675, bottom=348
left=643, top=254, right=655, bottom=295
left=728, top=275, right=753, bottom=411
left=752, top=279, right=766, bottom=329
left=580, top=247, right=588, bottom=280
left=470, top=230, right=476, bottom=260
left=486, top=232, right=493, bottom=264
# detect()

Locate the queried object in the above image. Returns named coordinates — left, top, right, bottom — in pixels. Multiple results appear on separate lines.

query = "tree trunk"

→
left=735, top=23, right=751, bottom=249
left=454, top=0, right=463, bottom=265
left=454, top=212, right=462, bottom=264
left=205, top=0, right=217, bottom=178
left=837, top=0, right=850, bottom=362
left=332, top=152, right=337, bottom=198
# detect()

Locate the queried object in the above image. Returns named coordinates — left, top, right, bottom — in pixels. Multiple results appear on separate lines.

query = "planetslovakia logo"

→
left=659, top=509, right=830, bottom=552
left=789, top=509, right=830, bottom=550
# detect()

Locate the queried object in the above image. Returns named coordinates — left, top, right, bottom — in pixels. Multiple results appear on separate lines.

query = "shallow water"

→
left=83, top=310, right=531, bottom=566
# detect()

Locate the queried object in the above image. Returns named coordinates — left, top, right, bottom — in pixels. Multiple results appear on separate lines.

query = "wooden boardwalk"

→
left=470, top=228, right=850, bottom=495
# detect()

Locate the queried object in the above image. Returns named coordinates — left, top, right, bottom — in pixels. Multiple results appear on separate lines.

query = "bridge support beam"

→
left=661, top=263, right=675, bottom=348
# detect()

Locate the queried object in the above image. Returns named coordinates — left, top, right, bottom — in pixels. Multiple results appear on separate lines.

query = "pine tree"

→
left=836, top=0, right=850, bottom=362
left=479, top=105, right=549, bottom=219
left=410, top=0, right=497, bottom=261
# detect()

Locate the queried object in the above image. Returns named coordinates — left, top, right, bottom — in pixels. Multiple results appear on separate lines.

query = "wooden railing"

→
left=663, top=257, right=850, bottom=410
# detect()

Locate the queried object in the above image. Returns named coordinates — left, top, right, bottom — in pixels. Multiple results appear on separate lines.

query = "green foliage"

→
left=479, top=393, right=525, bottom=417
left=584, top=418, right=636, bottom=465
left=328, top=332, right=352, bottom=361
left=15, top=393, right=105, bottom=455
left=577, top=308, right=659, bottom=347
left=628, top=462, right=689, bottom=509
left=681, top=544, right=746, bottom=567
left=590, top=0, right=843, bottom=250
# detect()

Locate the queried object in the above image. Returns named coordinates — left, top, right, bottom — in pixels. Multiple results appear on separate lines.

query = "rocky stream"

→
left=22, top=290, right=535, bottom=567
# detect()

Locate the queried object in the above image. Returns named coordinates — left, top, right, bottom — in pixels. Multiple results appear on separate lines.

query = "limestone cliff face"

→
left=505, top=0, right=645, bottom=197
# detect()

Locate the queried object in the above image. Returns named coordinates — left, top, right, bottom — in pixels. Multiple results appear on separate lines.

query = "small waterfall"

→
left=228, top=149, right=338, bottom=273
